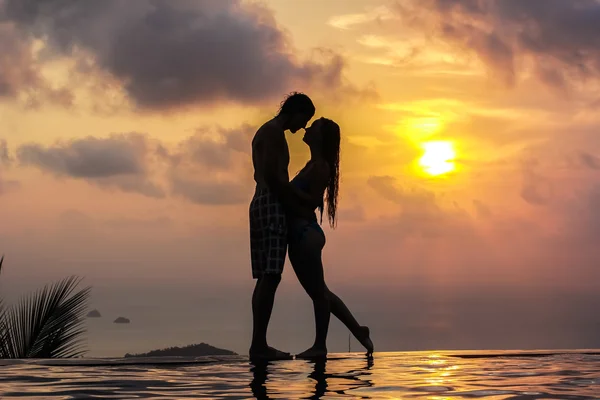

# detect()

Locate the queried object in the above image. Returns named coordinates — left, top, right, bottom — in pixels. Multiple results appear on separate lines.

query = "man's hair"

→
left=276, top=92, right=315, bottom=117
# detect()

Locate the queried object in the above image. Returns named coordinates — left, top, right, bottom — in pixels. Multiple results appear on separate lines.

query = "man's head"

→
left=276, top=92, right=315, bottom=133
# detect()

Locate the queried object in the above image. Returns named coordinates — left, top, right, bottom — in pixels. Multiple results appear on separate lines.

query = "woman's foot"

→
left=249, top=345, right=293, bottom=361
left=295, top=346, right=327, bottom=360
left=356, top=326, right=374, bottom=355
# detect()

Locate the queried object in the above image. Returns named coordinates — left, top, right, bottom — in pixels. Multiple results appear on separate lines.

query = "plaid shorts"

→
left=249, top=187, right=287, bottom=279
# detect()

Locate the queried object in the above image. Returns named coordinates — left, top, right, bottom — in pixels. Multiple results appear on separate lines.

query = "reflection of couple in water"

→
left=250, top=356, right=374, bottom=399
left=249, top=92, right=374, bottom=360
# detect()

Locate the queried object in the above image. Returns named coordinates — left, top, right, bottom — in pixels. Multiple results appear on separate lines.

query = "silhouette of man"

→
left=249, top=92, right=316, bottom=360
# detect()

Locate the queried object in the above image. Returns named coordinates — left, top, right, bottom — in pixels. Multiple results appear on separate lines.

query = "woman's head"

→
left=304, top=117, right=341, bottom=228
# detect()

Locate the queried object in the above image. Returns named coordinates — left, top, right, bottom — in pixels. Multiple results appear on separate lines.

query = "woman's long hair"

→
left=318, top=118, right=341, bottom=229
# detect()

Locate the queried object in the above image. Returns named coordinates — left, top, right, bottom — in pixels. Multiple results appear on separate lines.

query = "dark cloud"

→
left=17, top=133, right=166, bottom=198
left=0, top=0, right=354, bottom=109
left=15, top=124, right=253, bottom=204
left=395, top=0, right=600, bottom=89
left=18, top=134, right=147, bottom=177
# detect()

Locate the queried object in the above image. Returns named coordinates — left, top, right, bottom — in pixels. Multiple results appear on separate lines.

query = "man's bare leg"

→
left=250, top=275, right=291, bottom=360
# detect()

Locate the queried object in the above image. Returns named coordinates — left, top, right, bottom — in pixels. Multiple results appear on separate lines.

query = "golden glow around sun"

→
left=409, top=117, right=442, bottom=136
left=419, top=141, right=456, bottom=176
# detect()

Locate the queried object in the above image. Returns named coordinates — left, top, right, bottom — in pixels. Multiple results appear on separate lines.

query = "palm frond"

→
left=4, top=276, right=91, bottom=358
left=0, top=255, right=8, bottom=358
left=0, top=299, right=8, bottom=358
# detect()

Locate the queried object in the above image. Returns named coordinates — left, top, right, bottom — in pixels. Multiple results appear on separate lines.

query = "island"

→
left=124, top=342, right=237, bottom=358
left=86, top=309, right=102, bottom=318
left=113, top=317, right=130, bottom=324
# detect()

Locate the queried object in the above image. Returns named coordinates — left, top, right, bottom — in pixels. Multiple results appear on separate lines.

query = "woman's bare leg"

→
left=289, top=226, right=330, bottom=358
left=326, top=287, right=374, bottom=354
left=289, top=221, right=373, bottom=356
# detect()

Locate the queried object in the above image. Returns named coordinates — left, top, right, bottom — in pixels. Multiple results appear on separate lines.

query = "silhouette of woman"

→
left=287, top=117, right=374, bottom=359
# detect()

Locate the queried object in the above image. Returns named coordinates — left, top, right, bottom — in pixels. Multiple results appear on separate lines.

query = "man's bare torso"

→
left=252, top=119, right=290, bottom=189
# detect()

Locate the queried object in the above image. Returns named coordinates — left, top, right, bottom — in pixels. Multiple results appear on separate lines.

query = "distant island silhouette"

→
left=124, top=343, right=237, bottom=358
left=113, top=317, right=130, bottom=324
left=87, top=309, right=102, bottom=318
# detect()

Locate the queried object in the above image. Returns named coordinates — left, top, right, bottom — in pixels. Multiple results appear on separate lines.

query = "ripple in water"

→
left=0, top=351, right=599, bottom=398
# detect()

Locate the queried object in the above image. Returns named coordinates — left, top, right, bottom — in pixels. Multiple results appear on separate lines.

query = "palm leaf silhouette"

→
left=0, top=255, right=9, bottom=358
left=0, top=255, right=91, bottom=358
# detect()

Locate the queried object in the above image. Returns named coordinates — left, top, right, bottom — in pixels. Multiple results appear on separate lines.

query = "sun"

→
left=418, top=141, right=456, bottom=176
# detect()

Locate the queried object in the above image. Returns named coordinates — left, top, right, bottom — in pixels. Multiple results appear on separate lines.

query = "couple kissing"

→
left=249, top=92, right=373, bottom=361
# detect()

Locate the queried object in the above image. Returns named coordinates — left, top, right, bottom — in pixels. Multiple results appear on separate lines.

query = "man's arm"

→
left=259, top=134, right=321, bottom=209
left=264, top=156, right=321, bottom=209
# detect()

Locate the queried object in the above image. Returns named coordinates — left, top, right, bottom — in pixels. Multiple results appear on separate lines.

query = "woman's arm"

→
left=259, top=139, right=320, bottom=209
left=300, top=161, right=330, bottom=208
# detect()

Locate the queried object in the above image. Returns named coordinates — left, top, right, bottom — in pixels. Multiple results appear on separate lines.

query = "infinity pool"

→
left=1, top=350, right=599, bottom=398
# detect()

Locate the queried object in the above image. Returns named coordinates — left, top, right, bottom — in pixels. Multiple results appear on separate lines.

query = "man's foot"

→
left=249, top=346, right=293, bottom=361
left=357, top=326, right=374, bottom=355
left=295, top=346, right=327, bottom=360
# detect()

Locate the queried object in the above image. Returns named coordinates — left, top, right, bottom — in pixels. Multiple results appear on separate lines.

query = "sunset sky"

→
left=2, top=0, right=600, bottom=356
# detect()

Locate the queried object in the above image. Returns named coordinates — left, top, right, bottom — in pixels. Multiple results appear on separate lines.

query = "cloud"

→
left=0, top=139, right=11, bottom=166
left=520, top=158, right=554, bottom=206
left=56, top=209, right=173, bottom=235
left=391, top=0, right=600, bottom=89
left=0, top=175, right=19, bottom=195
left=326, top=155, right=600, bottom=291
left=0, top=23, right=37, bottom=98
left=15, top=124, right=254, bottom=205
left=366, top=175, right=472, bottom=242
left=0, top=139, right=19, bottom=195
left=472, top=199, right=492, bottom=218
left=169, top=177, right=248, bottom=206
left=577, top=151, right=600, bottom=170
left=337, top=204, right=366, bottom=223
left=367, top=175, right=437, bottom=213
left=0, top=22, right=72, bottom=106
left=163, top=124, right=253, bottom=205
left=17, top=133, right=166, bottom=198
left=328, top=5, right=396, bottom=30
left=167, top=124, right=252, bottom=171
left=104, top=216, right=172, bottom=230
left=0, top=0, right=357, bottom=110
